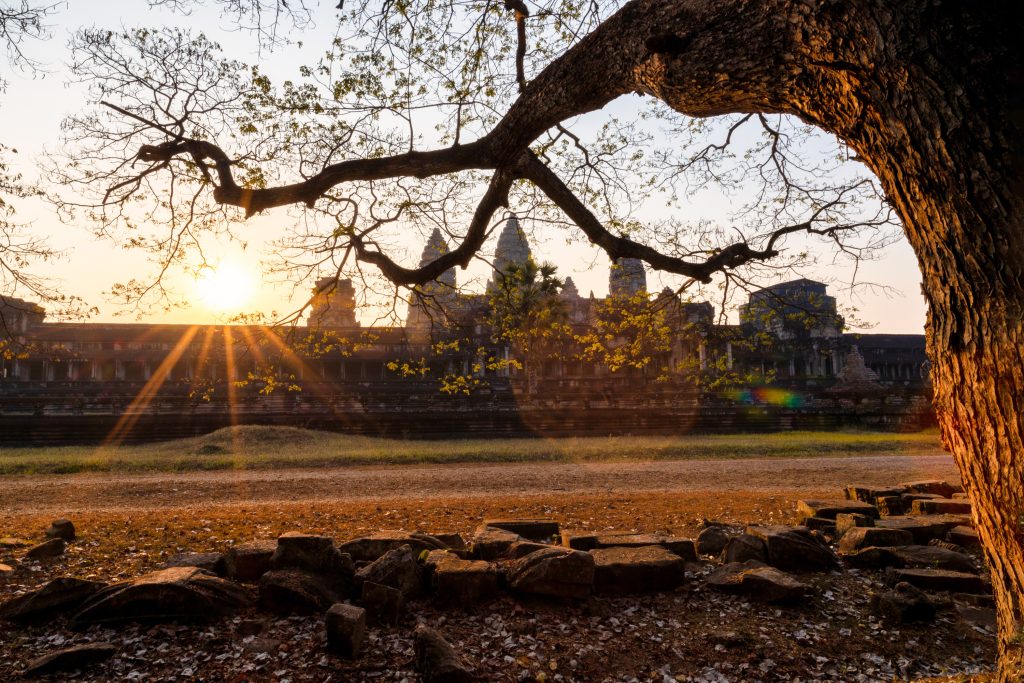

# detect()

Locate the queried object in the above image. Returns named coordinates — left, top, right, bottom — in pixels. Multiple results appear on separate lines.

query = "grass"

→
left=0, top=425, right=945, bottom=475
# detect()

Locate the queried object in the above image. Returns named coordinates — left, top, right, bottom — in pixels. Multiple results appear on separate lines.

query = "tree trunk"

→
left=633, top=0, right=1024, bottom=676
left=798, top=5, right=1024, bottom=676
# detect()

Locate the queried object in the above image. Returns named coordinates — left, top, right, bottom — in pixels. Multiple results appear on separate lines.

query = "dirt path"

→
left=0, top=454, right=958, bottom=514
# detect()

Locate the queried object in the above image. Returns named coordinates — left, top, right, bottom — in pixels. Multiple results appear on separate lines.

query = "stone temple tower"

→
left=407, top=227, right=459, bottom=337
left=488, top=214, right=533, bottom=291
left=309, top=277, right=359, bottom=328
left=608, top=257, right=647, bottom=297
left=418, top=227, right=457, bottom=290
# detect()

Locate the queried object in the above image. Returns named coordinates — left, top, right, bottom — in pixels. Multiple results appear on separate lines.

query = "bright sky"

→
left=1, top=0, right=928, bottom=333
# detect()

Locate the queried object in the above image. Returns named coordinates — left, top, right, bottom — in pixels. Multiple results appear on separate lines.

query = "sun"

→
left=194, top=261, right=255, bottom=313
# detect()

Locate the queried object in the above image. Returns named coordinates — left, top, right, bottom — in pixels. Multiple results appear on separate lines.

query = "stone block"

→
left=25, top=538, right=65, bottom=560
left=887, top=568, right=987, bottom=594
left=706, top=560, right=807, bottom=604
left=590, top=545, right=686, bottom=594
left=796, top=499, right=878, bottom=521
left=561, top=531, right=599, bottom=551
left=339, top=531, right=448, bottom=563
left=721, top=534, right=767, bottom=564
left=271, top=533, right=354, bottom=588
left=326, top=602, right=366, bottom=658
left=507, top=547, right=594, bottom=599
left=429, top=552, right=500, bottom=606
left=911, top=499, right=973, bottom=515
left=846, top=485, right=903, bottom=503
left=948, top=526, right=980, bottom=547
left=889, top=545, right=976, bottom=573
left=876, top=496, right=905, bottom=516
left=835, top=513, right=874, bottom=537
left=355, top=544, right=419, bottom=598
left=45, top=519, right=76, bottom=541
left=22, top=643, right=116, bottom=677
left=842, top=547, right=899, bottom=570
left=746, top=525, right=838, bottom=572
left=471, top=527, right=520, bottom=561
left=801, top=517, right=836, bottom=533
left=360, top=580, right=403, bottom=625
left=225, top=540, right=276, bottom=582
left=0, top=577, right=107, bottom=624
left=73, top=567, right=251, bottom=626
left=696, top=525, right=735, bottom=557
left=162, top=552, right=227, bottom=576
left=876, top=515, right=967, bottom=544
left=431, top=533, right=466, bottom=550
left=838, top=526, right=914, bottom=552
left=258, top=569, right=340, bottom=615
left=482, top=518, right=560, bottom=542
left=898, top=480, right=961, bottom=498
left=506, top=540, right=554, bottom=559
left=900, top=492, right=942, bottom=506
left=592, top=534, right=697, bottom=561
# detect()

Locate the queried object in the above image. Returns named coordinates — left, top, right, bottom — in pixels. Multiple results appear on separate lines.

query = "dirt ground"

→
left=1, top=453, right=995, bottom=682
left=0, top=453, right=960, bottom=515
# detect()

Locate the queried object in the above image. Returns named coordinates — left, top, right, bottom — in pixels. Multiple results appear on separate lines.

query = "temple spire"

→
left=419, top=227, right=456, bottom=289
left=489, top=214, right=532, bottom=290
left=608, top=257, right=647, bottom=297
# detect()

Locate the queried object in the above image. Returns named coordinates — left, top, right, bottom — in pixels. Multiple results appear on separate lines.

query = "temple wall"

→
left=0, top=378, right=935, bottom=445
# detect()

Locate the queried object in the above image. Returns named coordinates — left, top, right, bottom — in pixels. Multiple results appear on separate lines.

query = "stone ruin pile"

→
left=0, top=480, right=987, bottom=680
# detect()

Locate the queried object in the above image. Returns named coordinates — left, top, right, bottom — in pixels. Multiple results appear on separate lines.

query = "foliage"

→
left=486, top=257, right=570, bottom=366
left=578, top=291, right=673, bottom=377
left=36, top=0, right=900, bottom=323
left=0, top=2, right=95, bottom=319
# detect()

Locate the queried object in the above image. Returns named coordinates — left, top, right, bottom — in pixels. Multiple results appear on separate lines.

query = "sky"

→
left=0, top=0, right=928, bottom=333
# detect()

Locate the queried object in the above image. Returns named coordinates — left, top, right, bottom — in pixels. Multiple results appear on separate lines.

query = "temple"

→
left=0, top=216, right=931, bottom=442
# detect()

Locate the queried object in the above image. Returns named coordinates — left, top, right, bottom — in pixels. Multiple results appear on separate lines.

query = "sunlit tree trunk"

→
left=633, top=0, right=1024, bottom=675
left=799, top=6, right=1024, bottom=675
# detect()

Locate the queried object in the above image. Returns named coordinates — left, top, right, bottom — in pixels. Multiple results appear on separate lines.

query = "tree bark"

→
left=630, top=0, right=1024, bottom=676
left=790, top=5, right=1024, bottom=676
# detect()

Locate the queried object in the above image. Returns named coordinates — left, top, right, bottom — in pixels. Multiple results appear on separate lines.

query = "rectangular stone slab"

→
left=898, top=480, right=961, bottom=497
left=845, top=485, right=903, bottom=503
left=876, top=515, right=971, bottom=544
left=948, top=526, right=980, bottom=547
left=590, top=546, right=686, bottom=595
left=482, top=519, right=560, bottom=541
left=911, top=499, right=973, bottom=515
left=838, top=526, right=914, bottom=552
left=592, top=534, right=697, bottom=561
left=888, top=568, right=988, bottom=595
left=561, top=531, right=599, bottom=551
left=797, top=499, right=879, bottom=521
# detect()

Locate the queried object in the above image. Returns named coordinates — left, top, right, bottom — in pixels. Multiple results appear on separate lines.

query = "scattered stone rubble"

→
left=0, top=491, right=997, bottom=680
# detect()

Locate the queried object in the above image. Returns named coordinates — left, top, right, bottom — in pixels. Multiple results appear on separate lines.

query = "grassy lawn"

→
left=0, top=425, right=945, bottom=475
